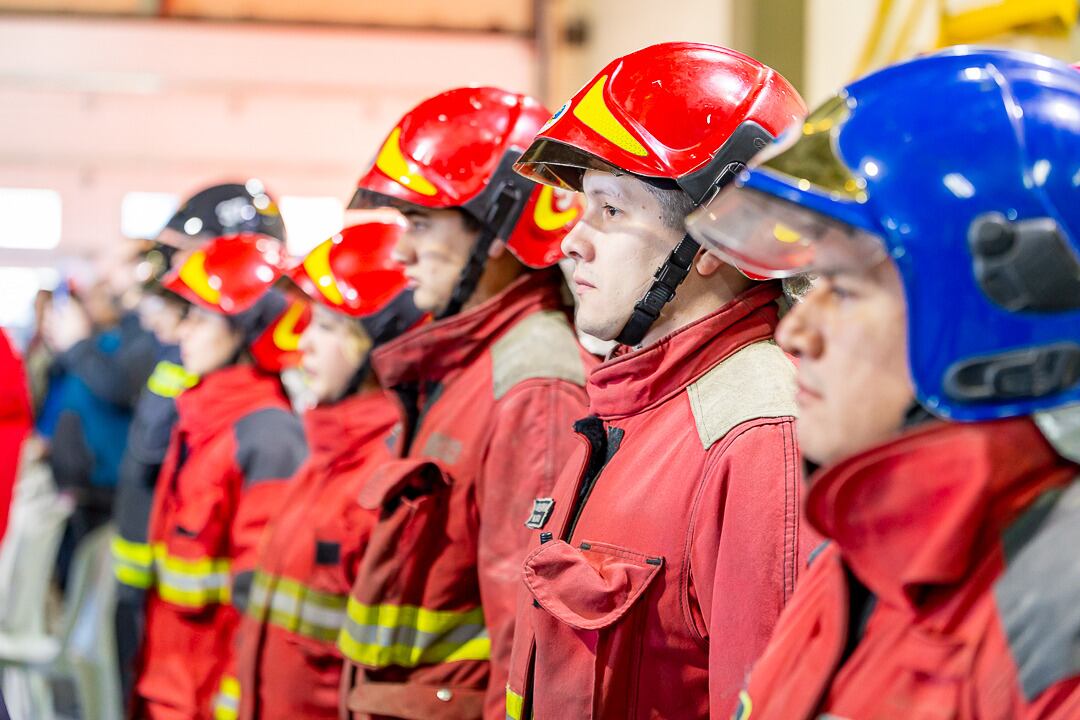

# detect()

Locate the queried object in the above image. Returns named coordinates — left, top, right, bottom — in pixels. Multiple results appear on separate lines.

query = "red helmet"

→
left=288, top=218, right=425, bottom=345
left=515, top=43, right=807, bottom=345
left=349, top=86, right=582, bottom=269
left=515, top=42, right=806, bottom=203
left=163, top=233, right=311, bottom=371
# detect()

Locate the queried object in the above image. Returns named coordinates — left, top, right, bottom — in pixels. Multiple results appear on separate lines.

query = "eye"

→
left=602, top=203, right=622, bottom=219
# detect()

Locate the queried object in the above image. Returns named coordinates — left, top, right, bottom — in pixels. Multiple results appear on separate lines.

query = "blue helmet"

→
left=687, top=47, right=1080, bottom=421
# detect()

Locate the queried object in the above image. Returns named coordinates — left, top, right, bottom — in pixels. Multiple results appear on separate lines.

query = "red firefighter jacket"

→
left=732, top=417, right=1080, bottom=720
left=337, top=271, right=594, bottom=720
left=0, top=329, right=32, bottom=543
left=231, top=389, right=398, bottom=720
left=134, top=365, right=307, bottom=720
left=506, top=282, right=817, bottom=720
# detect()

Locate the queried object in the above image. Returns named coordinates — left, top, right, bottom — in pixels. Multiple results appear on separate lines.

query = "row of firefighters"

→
left=110, top=42, right=1080, bottom=720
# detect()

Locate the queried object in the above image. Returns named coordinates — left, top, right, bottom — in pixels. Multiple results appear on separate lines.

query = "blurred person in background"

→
left=38, top=274, right=149, bottom=589
left=132, top=232, right=308, bottom=720
left=111, top=181, right=288, bottom=709
left=0, top=327, right=32, bottom=546
left=336, top=87, right=590, bottom=720
left=229, top=218, right=424, bottom=720
left=687, top=48, right=1080, bottom=719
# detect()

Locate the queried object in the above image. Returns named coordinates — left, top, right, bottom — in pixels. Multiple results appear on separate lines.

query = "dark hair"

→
left=641, top=183, right=695, bottom=231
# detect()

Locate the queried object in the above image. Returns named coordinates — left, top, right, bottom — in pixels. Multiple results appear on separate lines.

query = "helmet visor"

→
left=513, top=138, right=627, bottom=192
left=686, top=92, right=886, bottom=278
left=686, top=185, right=887, bottom=278
left=753, top=93, right=868, bottom=203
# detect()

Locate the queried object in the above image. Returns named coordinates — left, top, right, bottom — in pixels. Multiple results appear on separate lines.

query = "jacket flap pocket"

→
left=523, top=540, right=663, bottom=631
left=357, top=458, right=450, bottom=510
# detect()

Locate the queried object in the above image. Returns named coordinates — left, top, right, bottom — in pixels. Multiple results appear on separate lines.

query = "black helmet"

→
left=163, top=181, right=287, bottom=245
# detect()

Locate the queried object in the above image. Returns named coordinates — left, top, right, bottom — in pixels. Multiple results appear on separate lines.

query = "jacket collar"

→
left=303, top=389, right=397, bottom=471
left=807, top=417, right=1076, bottom=608
left=176, top=364, right=288, bottom=446
left=371, top=270, right=570, bottom=389
left=587, top=282, right=782, bottom=420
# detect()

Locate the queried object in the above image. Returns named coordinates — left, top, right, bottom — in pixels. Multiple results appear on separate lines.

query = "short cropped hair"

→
left=641, top=183, right=695, bottom=231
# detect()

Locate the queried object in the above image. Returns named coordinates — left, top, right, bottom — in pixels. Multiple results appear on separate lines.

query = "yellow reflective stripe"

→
left=114, top=563, right=154, bottom=589
left=572, top=75, right=649, bottom=157
left=146, top=361, right=199, bottom=398
left=112, top=535, right=156, bottom=588
left=212, top=675, right=240, bottom=720
left=337, top=597, right=491, bottom=669
left=733, top=689, right=753, bottom=720
left=375, top=127, right=439, bottom=196
left=111, top=535, right=154, bottom=567
left=152, top=543, right=231, bottom=609
left=246, top=571, right=347, bottom=643
left=506, top=685, right=527, bottom=720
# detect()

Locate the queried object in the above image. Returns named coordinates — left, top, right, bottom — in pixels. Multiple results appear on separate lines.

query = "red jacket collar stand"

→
left=588, top=281, right=782, bottom=420
left=371, top=270, right=570, bottom=389
left=176, top=364, right=288, bottom=446
left=806, top=417, right=1077, bottom=609
left=303, top=389, right=395, bottom=470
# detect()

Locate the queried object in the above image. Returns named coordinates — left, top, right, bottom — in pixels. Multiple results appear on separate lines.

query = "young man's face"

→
left=178, top=306, right=244, bottom=376
left=775, top=257, right=916, bottom=466
left=563, top=170, right=684, bottom=341
left=298, top=305, right=371, bottom=404
left=393, top=207, right=480, bottom=315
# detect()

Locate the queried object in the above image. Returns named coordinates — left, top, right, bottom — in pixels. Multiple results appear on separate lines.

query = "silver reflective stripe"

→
left=341, top=616, right=489, bottom=652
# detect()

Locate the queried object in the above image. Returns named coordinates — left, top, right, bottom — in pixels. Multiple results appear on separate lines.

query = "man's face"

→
left=298, top=306, right=371, bottom=404
left=563, top=170, right=683, bottom=341
left=178, top=306, right=243, bottom=376
left=393, top=207, right=479, bottom=314
left=775, top=258, right=915, bottom=466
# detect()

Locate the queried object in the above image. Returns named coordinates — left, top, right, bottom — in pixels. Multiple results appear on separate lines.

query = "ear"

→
left=488, top=239, right=507, bottom=259
left=695, top=247, right=725, bottom=277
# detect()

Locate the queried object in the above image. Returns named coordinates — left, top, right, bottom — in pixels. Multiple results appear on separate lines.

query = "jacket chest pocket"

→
left=523, top=539, right=663, bottom=720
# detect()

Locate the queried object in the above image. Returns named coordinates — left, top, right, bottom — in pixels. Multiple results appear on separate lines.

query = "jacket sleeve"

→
left=477, top=379, right=588, bottom=720
left=690, top=417, right=814, bottom=720
left=230, top=408, right=308, bottom=609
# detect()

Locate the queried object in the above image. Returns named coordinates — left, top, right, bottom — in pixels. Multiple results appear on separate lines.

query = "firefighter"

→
left=686, top=47, right=1080, bottom=719
left=335, top=86, right=592, bottom=720
left=228, top=218, right=424, bottom=720
left=112, top=182, right=287, bottom=708
left=503, top=42, right=816, bottom=720
left=132, top=232, right=309, bottom=720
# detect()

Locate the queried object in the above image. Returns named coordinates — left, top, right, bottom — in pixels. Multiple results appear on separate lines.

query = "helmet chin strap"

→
left=615, top=233, right=701, bottom=347
left=437, top=184, right=522, bottom=321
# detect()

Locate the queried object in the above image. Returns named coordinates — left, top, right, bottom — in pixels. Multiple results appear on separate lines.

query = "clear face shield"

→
left=686, top=94, right=888, bottom=279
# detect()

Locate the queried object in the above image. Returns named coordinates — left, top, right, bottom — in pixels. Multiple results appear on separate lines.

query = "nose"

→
left=561, top=221, right=595, bottom=264
left=391, top=232, right=417, bottom=266
left=297, top=322, right=315, bottom=354
left=776, top=288, right=824, bottom=360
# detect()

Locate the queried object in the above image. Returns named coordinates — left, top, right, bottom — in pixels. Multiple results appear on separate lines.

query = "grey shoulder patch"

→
left=234, top=407, right=308, bottom=484
left=491, top=310, right=587, bottom=400
left=995, top=478, right=1080, bottom=701
left=687, top=340, right=798, bottom=450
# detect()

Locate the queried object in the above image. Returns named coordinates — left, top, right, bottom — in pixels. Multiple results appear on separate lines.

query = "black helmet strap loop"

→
left=613, top=121, right=776, bottom=348
left=437, top=183, right=523, bottom=320
left=615, top=233, right=701, bottom=347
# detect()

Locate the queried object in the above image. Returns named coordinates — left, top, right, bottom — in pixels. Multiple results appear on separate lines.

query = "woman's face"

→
left=297, top=305, right=372, bottom=403
left=178, top=306, right=244, bottom=376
